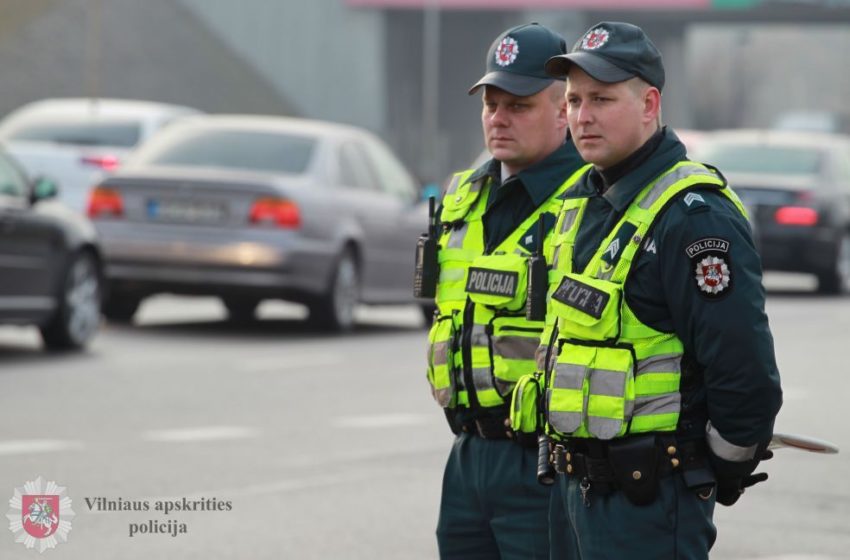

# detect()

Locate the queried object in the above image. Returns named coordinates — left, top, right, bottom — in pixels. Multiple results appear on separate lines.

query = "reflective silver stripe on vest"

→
left=588, top=368, right=626, bottom=396
left=445, top=174, right=461, bottom=196
left=468, top=178, right=484, bottom=195
left=470, top=324, right=488, bottom=347
left=447, top=223, right=469, bottom=249
left=438, top=268, right=466, bottom=283
left=554, top=363, right=587, bottom=389
left=638, top=165, right=718, bottom=210
left=705, top=420, right=758, bottom=462
left=587, top=417, right=621, bottom=440
left=535, top=343, right=549, bottom=371
left=552, top=247, right=560, bottom=269
left=431, top=341, right=449, bottom=366
left=493, top=335, right=538, bottom=360
left=560, top=208, right=579, bottom=234
left=472, top=367, right=493, bottom=393
left=633, top=393, right=680, bottom=417
left=636, top=354, right=682, bottom=375
left=434, top=387, right=453, bottom=405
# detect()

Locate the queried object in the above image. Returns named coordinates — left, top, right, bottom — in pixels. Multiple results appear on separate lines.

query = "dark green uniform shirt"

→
left=566, top=127, right=783, bottom=478
left=466, top=139, right=584, bottom=253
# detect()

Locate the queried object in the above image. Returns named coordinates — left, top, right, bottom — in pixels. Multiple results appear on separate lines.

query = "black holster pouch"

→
left=607, top=435, right=661, bottom=506
left=679, top=439, right=716, bottom=493
left=444, top=408, right=461, bottom=435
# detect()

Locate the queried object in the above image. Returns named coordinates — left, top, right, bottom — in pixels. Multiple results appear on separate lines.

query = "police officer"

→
left=424, top=23, right=588, bottom=560
left=531, top=22, right=783, bottom=559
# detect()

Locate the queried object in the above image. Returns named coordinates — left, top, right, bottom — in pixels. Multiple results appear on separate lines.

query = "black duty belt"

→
left=460, top=415, right=513, bottom=440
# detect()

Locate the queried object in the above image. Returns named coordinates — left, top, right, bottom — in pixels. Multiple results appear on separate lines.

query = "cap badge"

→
left=495, top=36, right=519, bottom=67
left=581, top=28, right=610, bottom=50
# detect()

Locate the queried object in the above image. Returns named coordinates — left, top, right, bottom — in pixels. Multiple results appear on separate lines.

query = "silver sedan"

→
left=89, top=115, right=429, bottom=330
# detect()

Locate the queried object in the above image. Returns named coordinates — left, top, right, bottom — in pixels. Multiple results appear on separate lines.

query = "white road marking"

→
left=0, top=439, right=83, bottom=456
left=142, top=426, right=259, bottom=443
left=238, top=354, right=344, bottom=373
left=330, top=413, right=432, bottom=429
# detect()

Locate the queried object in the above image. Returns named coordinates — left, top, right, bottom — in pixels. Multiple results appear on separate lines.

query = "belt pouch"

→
left=607, top=436, right=660, bottom=506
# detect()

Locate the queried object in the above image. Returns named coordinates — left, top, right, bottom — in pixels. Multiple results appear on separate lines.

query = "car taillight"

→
left=774, top=206, right=818, bottom=226
left=80, top=154, right=121, bottom=172
left=87, top=186, right=124, bottom=218
left=249, top=198, right=300, bottom=229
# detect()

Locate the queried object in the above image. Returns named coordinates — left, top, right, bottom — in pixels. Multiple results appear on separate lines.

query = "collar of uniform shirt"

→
left=565, top=127, right=687, bottom=212
left=470, top=139, right=584, bottom=209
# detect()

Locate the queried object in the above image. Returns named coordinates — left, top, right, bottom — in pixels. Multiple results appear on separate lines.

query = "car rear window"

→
left=697, top=144, right=823, bottom=175
left=6, top=121, right=141, bottom=147
left=137, top=129, right=315, bottom=174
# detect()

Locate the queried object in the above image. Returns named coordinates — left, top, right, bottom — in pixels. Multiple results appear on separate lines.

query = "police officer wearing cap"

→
left=424, top=23, right=588, bottom=559
left=526, top=22, right=783, bottom=558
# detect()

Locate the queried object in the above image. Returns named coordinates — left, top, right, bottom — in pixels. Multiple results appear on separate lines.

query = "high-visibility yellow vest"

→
left=426, top=164, right=590, bottom=411
left=542, top=161, right=747, bottom=439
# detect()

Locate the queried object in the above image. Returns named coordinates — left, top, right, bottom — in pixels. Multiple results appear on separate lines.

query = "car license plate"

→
left=147, top=199, right=226, bottom=224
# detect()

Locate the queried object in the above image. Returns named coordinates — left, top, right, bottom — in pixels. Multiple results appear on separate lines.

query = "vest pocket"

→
left=510, top=373, right=541, bottom=434
left=427, top=313, right=457, bottom=408
left=546, top=340, right=635, bottom=440
left=488, top=316, right=543, bottom=398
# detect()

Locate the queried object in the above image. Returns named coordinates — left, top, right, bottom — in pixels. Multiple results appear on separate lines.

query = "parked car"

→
left=692, top=129, right=850, bottom=294
left=0, top=148, right=102, bottom=349
left=88, top=114, right=428, bottom=330
left=0, top=98, right=200, bottom=213
left=772, top=110, right=850, bottom=136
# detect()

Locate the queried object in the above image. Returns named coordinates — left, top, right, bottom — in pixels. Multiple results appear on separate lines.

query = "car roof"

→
left=701, top=128, right=850, bottom=149
left=3, top=98, right=200, bottom=121
left=168, top=114, right=371, bottom=140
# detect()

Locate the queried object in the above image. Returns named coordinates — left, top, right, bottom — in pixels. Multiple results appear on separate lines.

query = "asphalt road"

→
left=0, top=275, right=848, bottom=559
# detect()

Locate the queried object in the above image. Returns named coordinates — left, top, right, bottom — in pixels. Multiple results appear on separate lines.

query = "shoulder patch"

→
left=681, top=191, right=711, bottom=214
left=686, top=237, right=732, bottom=299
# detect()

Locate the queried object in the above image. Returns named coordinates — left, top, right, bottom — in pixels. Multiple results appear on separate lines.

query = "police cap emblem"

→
left=495, top=36, right=519, bottom=67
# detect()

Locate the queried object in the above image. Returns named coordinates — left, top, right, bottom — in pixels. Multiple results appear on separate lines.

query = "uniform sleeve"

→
left=654, top=189, right=783, bottom=478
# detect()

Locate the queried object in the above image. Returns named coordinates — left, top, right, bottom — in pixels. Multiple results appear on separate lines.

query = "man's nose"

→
left=488, top=105, right=509, bottom=127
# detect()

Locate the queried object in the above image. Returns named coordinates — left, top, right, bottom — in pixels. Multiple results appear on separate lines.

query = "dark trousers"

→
left=549, top=471, right=717, bottom=560
left=436, top=432, right=551, bottom=560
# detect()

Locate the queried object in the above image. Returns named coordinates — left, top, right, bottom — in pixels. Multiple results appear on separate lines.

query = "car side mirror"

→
left=29, top=176, right=59, bottom=204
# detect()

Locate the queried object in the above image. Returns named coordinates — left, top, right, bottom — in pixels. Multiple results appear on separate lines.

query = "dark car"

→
left=88, top=115, right=428, bottom=330
left=0, top=147, right=102, bottom=349
left=693, top=129, right=850, bottom=294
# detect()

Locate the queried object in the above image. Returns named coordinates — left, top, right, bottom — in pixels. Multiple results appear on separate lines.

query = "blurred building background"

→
left=1, top=0, right=849, bottom=184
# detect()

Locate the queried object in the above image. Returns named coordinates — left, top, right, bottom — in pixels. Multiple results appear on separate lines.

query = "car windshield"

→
left=136, top=128, right=315, bottom=174
left=6, top=121, right=141, bottom=147
left=698, top=144, right=823, bottom=176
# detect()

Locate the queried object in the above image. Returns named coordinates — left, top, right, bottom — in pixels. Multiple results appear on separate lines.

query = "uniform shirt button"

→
left=667, top=446, right=677, bottom=456
left=566, top=465, right=573, bottom=474
left=671, top=458, right=681, bottom=468
left=632, top=470, right=642, bottom=480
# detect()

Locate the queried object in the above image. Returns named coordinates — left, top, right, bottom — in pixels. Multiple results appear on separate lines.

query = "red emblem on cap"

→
left=495, top=36, right=519, bottom=67
left=695, top=256, right=730, bottom=294
left=582, top=28, right=610, bottom=50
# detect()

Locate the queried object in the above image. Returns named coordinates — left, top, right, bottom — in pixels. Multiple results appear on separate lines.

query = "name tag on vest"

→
left=551, top=276, right=609, bottom=319
left=466, top=268, right=518, bottom=298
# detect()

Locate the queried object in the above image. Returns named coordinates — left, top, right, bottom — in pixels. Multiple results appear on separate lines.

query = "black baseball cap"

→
left=544, top=22, right=665, bottom=91
left=468, top=23, right=567, bottom=97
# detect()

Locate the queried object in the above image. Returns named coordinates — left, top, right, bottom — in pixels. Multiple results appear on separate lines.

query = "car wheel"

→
left=308, top=249, right=359, bottom=332
left=223, top=296, right=260, bottom=322
left=816, top=233, right=850, bottom=295
left=102, top=292, right=142, bottom=323
left=40, top=251, right=101, bottom=351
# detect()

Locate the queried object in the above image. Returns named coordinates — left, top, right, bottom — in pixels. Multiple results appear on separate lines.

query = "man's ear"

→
left=643, top=87, right=661, bottom=125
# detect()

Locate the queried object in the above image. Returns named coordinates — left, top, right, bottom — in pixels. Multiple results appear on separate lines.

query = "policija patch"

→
left=686, top=238, right=732, bottom=298
left=466, top=268, right=518, bottom=298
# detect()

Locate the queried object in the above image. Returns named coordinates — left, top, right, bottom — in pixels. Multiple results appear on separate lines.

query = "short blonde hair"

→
left=626, top=77, right=662, bottom=127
